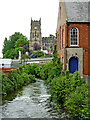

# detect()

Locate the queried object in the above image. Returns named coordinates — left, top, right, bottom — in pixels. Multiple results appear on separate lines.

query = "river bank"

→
left=20, top=62, right=88, bottom=120
left=1, top=60, right=89, bottom=119
left=0, top=66, right=36, bottom=98
left=0, top=79, right=69, bottom=119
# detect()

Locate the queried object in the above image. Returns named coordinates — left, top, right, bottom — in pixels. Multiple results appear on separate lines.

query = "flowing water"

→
left=0, top=79, right=69, bottom=119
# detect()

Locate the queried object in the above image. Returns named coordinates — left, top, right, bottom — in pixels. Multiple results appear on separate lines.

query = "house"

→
left=0, top=59, right=18, bottom=77
left=0, top=59, right=12, bottom=68
left=56, top=0, right=90, bottom=82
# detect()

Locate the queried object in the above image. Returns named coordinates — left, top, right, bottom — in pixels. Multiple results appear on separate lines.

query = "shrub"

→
left=9, top=70, right=20, bottom=90
left=40, top=62, right=53, bottom=80
left=48, top=71, right=86, bottom=109
left=33, top=50, right=44, bottom=57
left=2, top=72, right=14, bottom=95
left=29, top=74, right=36, bottom=83
left=65, top=84, right=88, bottom=119
left=34, top=64, right=42, bottom=78
left=2, top=65, right=37, bottom=97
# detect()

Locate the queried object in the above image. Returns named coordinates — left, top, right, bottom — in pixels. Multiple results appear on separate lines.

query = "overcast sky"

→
left=0, top=0, right=59, bottom=57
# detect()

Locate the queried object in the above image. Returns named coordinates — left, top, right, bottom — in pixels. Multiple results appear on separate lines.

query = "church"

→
left=29, top=18, right=56, bottom=53
left=56, top=0, right=90, bottom=82
left=29, top=18, right=42, bottom=51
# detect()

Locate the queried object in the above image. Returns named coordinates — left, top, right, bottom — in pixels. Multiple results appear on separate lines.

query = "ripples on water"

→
left=0, top=79, right=69, bottom=119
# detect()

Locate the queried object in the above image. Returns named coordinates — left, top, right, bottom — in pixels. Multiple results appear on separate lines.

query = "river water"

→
left=0, top=79, right=69, bottom=119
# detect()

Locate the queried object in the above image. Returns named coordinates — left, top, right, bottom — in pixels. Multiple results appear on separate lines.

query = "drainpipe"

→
left=66, top=21, right=69, bottom=70
left=66, top=21, right=68, bottom=48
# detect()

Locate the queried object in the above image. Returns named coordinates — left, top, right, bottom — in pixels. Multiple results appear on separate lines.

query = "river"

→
left=0, top=79, right=69, bottom=119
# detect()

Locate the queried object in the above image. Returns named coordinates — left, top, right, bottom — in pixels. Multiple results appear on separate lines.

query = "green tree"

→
left=2, top=32, right=23, bottom=56
left=15, top=35, right=29, bottom=48
left=9, top=32, right=23, bottom=49
left=15, top=47, right=23, bottom=53
left=2, top=32, right=29, bottom=59
left=3, top=49, right=17, bottom=59
left=2, top=37, right=11, bottom=54
left=49, top=34, right=56, bottom=38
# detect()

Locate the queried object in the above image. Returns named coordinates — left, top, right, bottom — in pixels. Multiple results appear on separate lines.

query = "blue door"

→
left=69, top=57, right=78, bottom=74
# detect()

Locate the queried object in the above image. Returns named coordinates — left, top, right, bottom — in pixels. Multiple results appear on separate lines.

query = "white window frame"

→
left=70, top=27, right=79, bottom=46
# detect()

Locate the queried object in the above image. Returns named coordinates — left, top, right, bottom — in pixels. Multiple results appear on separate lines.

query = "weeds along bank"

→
left=1, top=67, right=36, bottom=97
left=1, top=43, right=89, bottom=119
left=17, top=58, right=88, bottom=119
left=1, top=61, right=89, bottom=119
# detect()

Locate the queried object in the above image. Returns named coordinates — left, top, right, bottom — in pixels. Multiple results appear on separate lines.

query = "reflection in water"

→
left=0, top=79, right=69, bottom=119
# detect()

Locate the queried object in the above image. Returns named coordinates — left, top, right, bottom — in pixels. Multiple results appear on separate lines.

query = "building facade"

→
left=0, top=59, right=12, bottom=68
left=30, top=18, right=42, bottom=51
left=30, top=18, right=56, bottom=53
left=56, top=1, right=90, bottom=80
left=42, top=37, right=56, bottom=52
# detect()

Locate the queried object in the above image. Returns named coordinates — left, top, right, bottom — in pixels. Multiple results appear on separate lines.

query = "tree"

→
left=2, top=38, right=11, bottom=54
left=9, top=32, right=23, bottom=49
left=3, top=49, right=17, bottom=59
left=2, top=32, right=29, bottom=59
left=15, top=35, right=29, bottom=48
left=49, top=34, right=56, bottom=38
left=2, top=32, right=23, bottom=55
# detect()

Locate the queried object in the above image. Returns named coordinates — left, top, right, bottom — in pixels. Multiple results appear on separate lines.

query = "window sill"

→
left=70, top=45, right=79, bottom=47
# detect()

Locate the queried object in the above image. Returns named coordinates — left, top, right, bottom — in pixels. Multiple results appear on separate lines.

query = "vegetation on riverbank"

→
left=1, top=43, right=89, bottom=119
left=17, top=59, right=88, bottom=119
left=1, top=68, right=36, bottom=97
left=16, top=44, right=89, bottom=119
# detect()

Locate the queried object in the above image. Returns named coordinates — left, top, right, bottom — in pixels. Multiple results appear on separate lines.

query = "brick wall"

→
left=0, top=68, right=18, bottom=77
left=57, top=24, right=67, bottom=70
left=68, top=23, right=89, bottom=75
left=57, top=23, right=89, bottom=76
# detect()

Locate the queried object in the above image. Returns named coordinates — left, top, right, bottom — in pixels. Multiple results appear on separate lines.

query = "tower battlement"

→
left=29, top=18, right=42, bottom=51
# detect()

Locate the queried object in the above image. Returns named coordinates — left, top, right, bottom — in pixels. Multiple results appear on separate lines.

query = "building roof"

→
left=64, top=2, right=89, bottom=22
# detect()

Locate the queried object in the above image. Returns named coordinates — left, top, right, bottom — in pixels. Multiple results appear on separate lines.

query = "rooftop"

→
left=64, top=1, right=89, bottom=22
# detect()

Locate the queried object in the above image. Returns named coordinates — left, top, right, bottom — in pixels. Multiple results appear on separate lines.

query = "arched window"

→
left=70, top=27, right=79, bottom=46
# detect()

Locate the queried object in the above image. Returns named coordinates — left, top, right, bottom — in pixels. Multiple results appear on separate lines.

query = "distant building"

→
left=56, top=1, right=90, bottom=80
left=0, top=59, right=18, bottom=77
left=30, top=18, right=42, bottom=51
left=29, top=18, right=56, bottom=53
left=42, top=37, right=56, bottom=52
left=0, top=59, right=12, bottom=68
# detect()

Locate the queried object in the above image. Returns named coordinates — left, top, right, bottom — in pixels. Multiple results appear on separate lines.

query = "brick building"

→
left=56, top=1, right=90, bottom=81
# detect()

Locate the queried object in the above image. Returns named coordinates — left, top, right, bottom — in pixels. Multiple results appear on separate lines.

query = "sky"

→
left=0, top=0, right=59, bottom=58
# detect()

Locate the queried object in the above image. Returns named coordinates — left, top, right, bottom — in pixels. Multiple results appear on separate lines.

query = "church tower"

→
left=30, top=18, right=42, bottom=51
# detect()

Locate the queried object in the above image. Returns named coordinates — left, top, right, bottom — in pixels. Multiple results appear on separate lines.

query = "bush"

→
left=47, top=71, right=86, bottom=105
left=40, top=62, right=53, bottom=80
left=1, top=72, right=14, bottom=95
left=34, top=64, right=42, bottom=78
left=33, top=50, right=44, bottom=57
left=29, top=74, right=36, bottom=83
left=65, top=84, right=88, bottom=119
left=2, top=64, right=37, bottom=97
left=25, top=63, right=37, bottom=75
